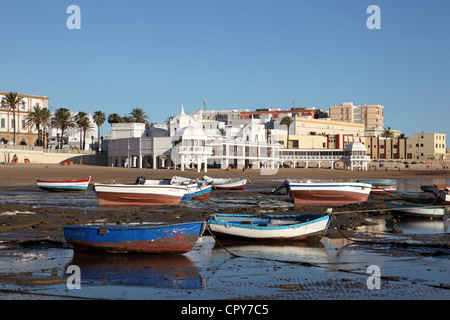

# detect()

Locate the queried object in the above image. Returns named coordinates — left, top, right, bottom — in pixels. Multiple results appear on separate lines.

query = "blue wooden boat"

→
left=207, top=213, right=330, bottom=241
left=63, top=221, right=204, bottom=254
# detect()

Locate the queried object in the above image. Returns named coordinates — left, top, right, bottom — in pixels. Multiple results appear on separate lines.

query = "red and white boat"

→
left=94, top=180, right=187, bottom=206
left=204, top=176, right=247, bottom=190
left=37, top=177, right=91, bottom=192
left=437, top=187, right=450, bottom=204
left=432, top=185, right=450, bottom=196
left=285, top=179, right=372, bottom=206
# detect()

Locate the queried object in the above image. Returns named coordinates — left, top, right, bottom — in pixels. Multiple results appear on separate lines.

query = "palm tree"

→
left=108, top=113, right=121, bottom=125
left=381, top=127, right=395, bottom=138
left=265, top=128, right=272, bottom=143
left=280, top=116, right=294, bottom=148
left=129, top=108, right=149, bottom=124
left=52, top=108, right=75, bottom=149
left=75, top=112, right=88, bottom=149
left=93, top=110, right=106, bottom=152
left=24, top=105, right=44, bottom=146
left=1, top=92, right=24, bottom=145
left=79, top=117, right=94, bottom=150
left=41, top=108, right=52, bottom=149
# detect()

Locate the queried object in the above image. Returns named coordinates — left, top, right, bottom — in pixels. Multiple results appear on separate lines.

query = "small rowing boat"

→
left=36, top=177, right=91, bottom=192
left=386, top=201, right=446, bottom=218
left=204, top=176, right=247, bottom=190
left=94, top=178, right=187, bottom=206
left=437, top=188, right=450, bottom=205
left=285, top=179, right=372, bottom=206
left=63, top=221, right=204, bottom=254
left=207, top=213, right=330, bottom=241
left=357, top=179, right=398, bottom=193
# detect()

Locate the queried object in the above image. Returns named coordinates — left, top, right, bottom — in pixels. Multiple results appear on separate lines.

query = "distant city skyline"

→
left=1, top=1, right=449, bottom=142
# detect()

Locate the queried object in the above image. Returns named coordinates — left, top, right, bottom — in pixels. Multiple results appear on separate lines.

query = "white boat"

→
left=37, top=177, right=91, bottom=192
left=285, top=179, right=372, bottom=206
left=94, top=178, right=187, bottom=206
left=357, top=179, right=397, bottom=193
left=207, top=213, right=330, bottom=241
left=204, top=176, right=247, bottom=190
left=170, top=176, right=212, bottom=201
left=386, top=201, right=446, bottom=218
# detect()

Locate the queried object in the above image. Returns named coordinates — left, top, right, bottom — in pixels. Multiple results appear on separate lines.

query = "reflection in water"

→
left=69, top=253, right=204, bottom=289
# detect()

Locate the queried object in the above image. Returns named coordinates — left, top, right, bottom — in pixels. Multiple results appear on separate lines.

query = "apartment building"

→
left=364, top=132, right=446, bottom=160
left=330, top=102, right=384, bottom=129
left=0, top=91, right=49, bottom=145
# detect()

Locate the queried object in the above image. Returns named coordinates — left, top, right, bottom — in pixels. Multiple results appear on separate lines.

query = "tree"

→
left=129, top=108, right=149, bottom=124
left=1, top=92, right=24, bottom=145
left=24, top=105, right=44, bottom=146
left=79, top=117, right=94, bottom=150
left=108, top=113, right=121, bottom=125
left=75, top=112, right=88, bottom=149
left=93, top=110, right=106, bottom=152
left=280, top=116, right=294, bottom=148
left=41, top=108, right=52, bottom=149
left=52, top=108, right=75, bottom=149
left=381, top=127, right=395, bottom=138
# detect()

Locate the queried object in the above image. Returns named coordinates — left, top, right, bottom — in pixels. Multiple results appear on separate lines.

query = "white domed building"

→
left=171, top=125, right=212, bottom=172
left=343, top=142, right=370, bottom=171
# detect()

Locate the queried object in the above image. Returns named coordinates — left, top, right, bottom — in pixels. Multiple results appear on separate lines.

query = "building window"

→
left=0, top=119, right=4, bottom=128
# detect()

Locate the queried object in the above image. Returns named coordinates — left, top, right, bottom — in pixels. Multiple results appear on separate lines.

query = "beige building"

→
left=363, top=132, right=446, bottom=160
left=0, top=91, right=49, bottom=146
left=330, top=102, right=384, bottom=129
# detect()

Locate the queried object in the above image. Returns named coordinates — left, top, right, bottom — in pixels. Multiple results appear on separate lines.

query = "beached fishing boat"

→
left=36, top=177, right=91, bottom=192
left=204, top=176, right=247, bottom=190
left=207, top=213, right=330, bottom=241
left=386, top=201, right=446, bottom=218
left=63, top=221, right=204, bottom=254
left=357, top=179, right=397, bottom=193
left=170, top=176, right=212, bottom=201
left=437, top=188, right=450, bottom=205
left=94, top=179, right=188, bottom=206
left=285, top=179, right=372, bottom=206
left=432, top=184, right=450, bottom=196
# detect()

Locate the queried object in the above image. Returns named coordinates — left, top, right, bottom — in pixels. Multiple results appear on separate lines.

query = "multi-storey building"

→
left=364, top=132, right=446, bottom=160
left=329, top=102, right=384, bottom=129
left=0, top=91, right=49, bottom=145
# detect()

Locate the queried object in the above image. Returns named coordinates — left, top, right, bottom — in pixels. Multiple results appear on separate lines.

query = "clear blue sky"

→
left=1, top=0, right=449, bottom=141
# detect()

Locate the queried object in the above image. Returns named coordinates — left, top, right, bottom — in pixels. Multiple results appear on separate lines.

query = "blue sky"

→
left=1, top=0, right=449, bottom=141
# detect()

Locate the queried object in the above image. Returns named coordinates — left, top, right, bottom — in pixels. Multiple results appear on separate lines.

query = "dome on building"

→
left=344, top=141, right=366, bottom=151
left=172, top=125, right=207, bottom=141
left=171, top=105, right=196, bottom=126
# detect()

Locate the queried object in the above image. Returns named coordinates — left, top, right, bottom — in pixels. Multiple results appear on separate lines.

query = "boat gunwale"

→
left=207, top=214, right=330, bottom=231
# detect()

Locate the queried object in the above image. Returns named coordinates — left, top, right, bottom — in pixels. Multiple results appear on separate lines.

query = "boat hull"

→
left=182, top=184, right=212, bottom=201
left=37, top=178, right=90, bottom=192
left=94, top=183, right=186, bottom=206
left=287, top=182, right=371, bottom=206
left=207, top=214, right=330, bottom=241
left=438, top=190, right=450, bottom=205
left=357, top=179, right=397, bottom=193
left=386, top=201, right=446, bottom=218
left=63, top=222, right=204, bottom=254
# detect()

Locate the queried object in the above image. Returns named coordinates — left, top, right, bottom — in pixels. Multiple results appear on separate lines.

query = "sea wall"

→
left=0, top=145, right=107, bottom=166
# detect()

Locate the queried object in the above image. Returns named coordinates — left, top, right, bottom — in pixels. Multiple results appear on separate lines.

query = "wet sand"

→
left=2, top=162, right=450, bottom=188
left=0, top=163, right=448, bottom=300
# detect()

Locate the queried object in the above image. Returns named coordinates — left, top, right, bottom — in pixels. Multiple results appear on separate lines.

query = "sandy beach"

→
left=2, top=162, right=450, bottom=189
